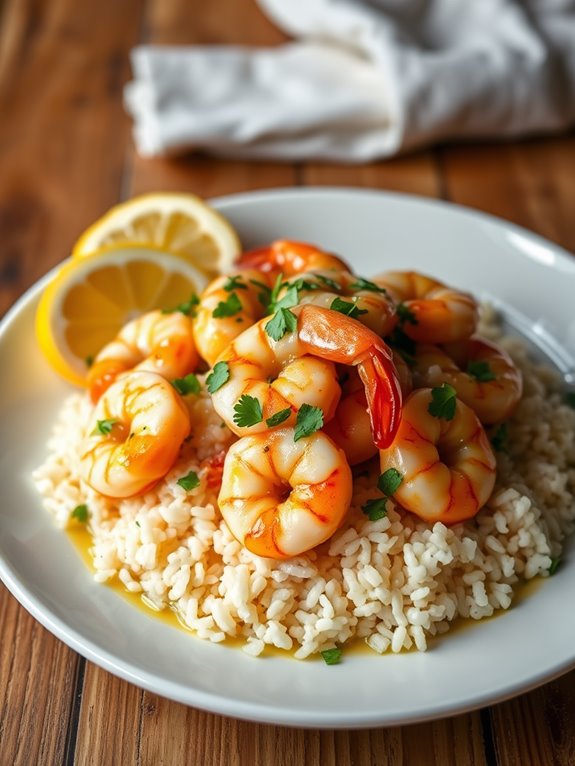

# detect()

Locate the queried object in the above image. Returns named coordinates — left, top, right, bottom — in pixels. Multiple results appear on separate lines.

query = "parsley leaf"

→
left=177, top=470, right=200, bottom=491
left=294, top=403, right=324, bottom=441
left=312, top=273, right=341, bottom=292
left=289, top=277, right=321, bottom=294
left=162, top=294, right=199, bottom=317
left=265, top=307, right=297, bottom=341
left=361, top=497, right=388, bottom=521
left=233, top=395, right=263, bottom=428
left=565, top=392, right=575, bottom=409
left=274, top=285, right=300, bottom=311
left=388, top=327, right=416, bottom=359
left=71, top=504, right=88, bottom=523
left=428, top=384, right=457, bottom=420
left=268, top=272, right=285, bottom=313
left=378, top=468, right=403, bottom=496
left=491, top=423, right=508, bottom=452
left=92, top=418, right=117, bottom=436
left=213, top=292, right=242, bottom=318
left=224, top=275, right=247, bottom=292
left=249, top=279, right=273, bottom=312
left=549, top=557, right=561, bottom=576
left=265, top=407, right=292, bottom=428
left=320, top=647, right=342, bottom=665
left=206, top=361, right=230, bottom=393
left=85, top=355, right=94, bottom=368
left=467, top=360, right=496, bottom=382
left=396, top=303, right=418, bottom=325
left=172, top=373, right=201, bottom=396
left=349, top=277, right=388, bottom=295
left=330, top=296, right=368, bottom=320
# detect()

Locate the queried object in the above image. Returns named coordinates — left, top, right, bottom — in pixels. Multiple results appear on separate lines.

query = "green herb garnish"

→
left=349, top=277, right=388, bottom=295
left=265, top=307, right=298, bottom=342
left=249, top=278, right=273, bottom=312
left=361, top=498, right=388, bottom=521
left=491, top=423, right=508, bottom=453
left=274, top=285, right=300, bottom=311
left=428, top=384, right=457, bottom=421
left=266, top=407, right=292, bottom=428
left=294, top=404, right=324, bottom=442
left=85, top=355, right=94, bottom=368
left=206, top=361, right=230, bottom=393
left=224, top=275, right=247, bottom=292
left=312, top=273, right=341, bottom=292
left=467, top=360, right=496, bottom=382
left=212, top=292, right=242, bottom=318
left=71, top=504, right=88, bottom=523
left=233, top=395, right=263, bottom=428
left=268, top=272, right=285, bottom=313
left=320, top=647, right=342, bottom=665
left=162, top=294, right=199, bottom=317
left=177, top=471, right=200, bottom=491
left=92, top=418, right=117, bottom=436
left=330, top=296, right=368, bottom=320
left=549, top=557, right=561, bottom=576
left=378, top=468, right=403, bottom=497
left=172, top=373, right=201, bottom=396
left=396, top=303, right=418, bottom=325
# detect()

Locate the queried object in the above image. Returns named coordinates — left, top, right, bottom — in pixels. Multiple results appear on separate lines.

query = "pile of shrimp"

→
left=80, top=240, right=522, bottom=561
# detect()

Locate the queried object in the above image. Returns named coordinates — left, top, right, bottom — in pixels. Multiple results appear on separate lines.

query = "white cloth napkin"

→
left=124, top=0, right=575, bottom=162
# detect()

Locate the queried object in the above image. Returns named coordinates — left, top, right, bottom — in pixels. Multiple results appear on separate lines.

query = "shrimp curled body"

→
left=236, top=240, right=350, bottom=276
left=218, top=427, right=352, bottom=559
left=211, top=304, right=402, bottom=448
left=375, top=271, right=479, bottom=344
left=80, top=371, right=190, bottom=498
left=88, top=310, right=198, bottom=403
left=379, top=388, right=496, bottom=524
left=413, top=337, right=522, bottom=424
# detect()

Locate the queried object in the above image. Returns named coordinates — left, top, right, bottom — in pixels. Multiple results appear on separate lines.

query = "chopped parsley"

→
left=312, top=273, right=341, bottom=292
left=320, top=647, right=342, bottom=665
left=212, top=292, right=242, bottom=318
left=206, top=361, right=230, bottom=393
left=71, top=504, right=88, bottom=523
left=294, top=403, right=324, bottom=442
left=268, top=273, right=285, bottom=313
left=162, top=294, right=199, bottom=317
left=349, top=277, right=388, bottom=295
left=265, top=307, right=297, bottom=342
left=549, top=557, right=561, bottom=576
left=428, top=384, right=457, bottom=421
left=177, top=470, right=200, bottom=491
left=233, top=394, right=263, bottom=428
left=467, top=360, right=496, bottom=382
left=265, top=407, right=292, bottom=428
left=224, top=275, right=248, bottom=292
left=249, top=278, right=273, bottom=312
left=388, top=327, right=416, bottom=363
left=330, top=296, right=368, bottom=320
left=361, top=497, right=388, bottom=521
left=274, top=285, right=300, bottom=311
left=92, top=418, right=117, bottom=436
left=378, top=468, right=404, bottom=497
left=172, top=373, right=201, bottom=396
left=396, top=303, right=418, bottom=325
left=491, top=423, right=508, bottom=452
left=85, top=355, right=94, bottom=368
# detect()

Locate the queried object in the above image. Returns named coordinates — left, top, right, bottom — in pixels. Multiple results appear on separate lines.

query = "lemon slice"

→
left=72, top=193, right=241, bottom=276
left=36, top=246, right=208, bottom=386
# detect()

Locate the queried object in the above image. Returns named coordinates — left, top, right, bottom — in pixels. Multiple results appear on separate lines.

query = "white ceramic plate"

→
left=1, top=188, right=574, bottom=729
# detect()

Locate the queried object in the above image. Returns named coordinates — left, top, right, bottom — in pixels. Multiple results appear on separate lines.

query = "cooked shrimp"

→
left=379, top=388, right=496, bottom=524
left=413, top=337, right=522, bottom=424
left=281, top=269, right=398, bottom=338
left=218, top=427, right=352, bottom=558
left=374, top=271, right=478, bottom=343
left=211, top=304, right=402, bottom=448
left=80, top=371, right=190, bottom=498
left=88, top=310, right=198, bottom=403
left=192, top=269, right=273, bottom=366
left=325, top=352, right=412, bottom=465
left=236, top=240, right=350, bottom=276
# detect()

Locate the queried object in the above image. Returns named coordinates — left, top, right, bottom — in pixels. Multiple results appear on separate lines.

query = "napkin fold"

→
left=124, top=0, right=575, bottom=161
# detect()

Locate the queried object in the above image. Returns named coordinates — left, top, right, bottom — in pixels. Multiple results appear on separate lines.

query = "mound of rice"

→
left=33, top=314, right=575, bottom=658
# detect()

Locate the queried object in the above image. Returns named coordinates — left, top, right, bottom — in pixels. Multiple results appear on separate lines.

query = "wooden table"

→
left=1, top=1, right=574, bottom=763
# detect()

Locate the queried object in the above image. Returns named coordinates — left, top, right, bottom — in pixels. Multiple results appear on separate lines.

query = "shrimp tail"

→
left=357, top=348, right=402, bottom=449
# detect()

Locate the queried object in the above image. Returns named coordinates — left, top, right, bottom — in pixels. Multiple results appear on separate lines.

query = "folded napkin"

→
left=124, top=0, right=575, bottom=162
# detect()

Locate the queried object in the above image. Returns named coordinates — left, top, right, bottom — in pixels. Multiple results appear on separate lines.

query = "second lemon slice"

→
left=72, top=193, right=241, bottom=277
left=36, top=246, right=208, bottom=386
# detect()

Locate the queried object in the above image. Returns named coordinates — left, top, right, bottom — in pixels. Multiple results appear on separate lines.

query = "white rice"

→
left=33, top=313, right=575, bottom=659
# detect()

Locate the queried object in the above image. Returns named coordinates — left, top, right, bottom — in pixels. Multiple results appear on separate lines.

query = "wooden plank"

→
left=440, top=136, right=575, bottom=766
